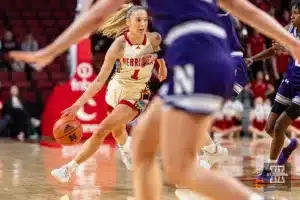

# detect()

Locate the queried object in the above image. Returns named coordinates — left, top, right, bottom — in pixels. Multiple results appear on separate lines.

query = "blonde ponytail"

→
left=98, top=4, right=146, bottom=38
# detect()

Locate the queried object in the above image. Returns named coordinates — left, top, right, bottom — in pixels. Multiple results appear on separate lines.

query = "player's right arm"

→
left=245, top=47, right=276, bottom=66
left=74, top=37, right=124, bottom=107
left=246, top=24, right=292, bottom=66
left=219, top=0, right=300, bottom=61
left=62, top=37, right=124, bottom=116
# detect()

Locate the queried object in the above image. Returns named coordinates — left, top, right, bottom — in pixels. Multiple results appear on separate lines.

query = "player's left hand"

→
left=9, top=49, right=55, bottom=71
left=158, top=66, right=167, bottom=82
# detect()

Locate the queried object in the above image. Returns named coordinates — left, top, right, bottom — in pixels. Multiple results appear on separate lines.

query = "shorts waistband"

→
left=164, top=20, right=227, bottom=45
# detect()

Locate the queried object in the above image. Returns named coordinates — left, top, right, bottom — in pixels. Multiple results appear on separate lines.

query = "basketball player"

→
left=54, top=5, right=165, bottom=180
left=219, top=9, right=249, bottom=98
left=8, top=0, right=300, bottom=199
left=199, top=9, right=249, bottom=168
left=246, top=2, right=300, bottom=184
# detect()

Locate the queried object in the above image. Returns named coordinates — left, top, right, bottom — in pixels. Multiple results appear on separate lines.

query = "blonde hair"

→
left=98, top=4, right=146, bottom=38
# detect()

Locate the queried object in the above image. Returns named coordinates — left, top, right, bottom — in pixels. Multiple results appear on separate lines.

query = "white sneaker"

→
left=119, top=145, right=132, bottom=170
left=201, top=143, right=228, bottom=167
left=51, top=165, right=72, bottom=183
left=175, top=189, right=210, bottom=200
left=199, top=159, right=211, bottom=169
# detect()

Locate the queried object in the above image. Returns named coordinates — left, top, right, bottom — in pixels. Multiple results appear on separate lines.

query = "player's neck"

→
left=127, top=32, right=145, bottom=45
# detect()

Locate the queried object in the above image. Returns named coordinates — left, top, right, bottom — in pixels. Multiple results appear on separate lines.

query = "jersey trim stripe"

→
left=124, top=32, right=147, bottom=46
left=164, top=20, right=227, bottom=45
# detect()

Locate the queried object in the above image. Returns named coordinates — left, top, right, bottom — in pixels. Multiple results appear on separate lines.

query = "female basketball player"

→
left=246, top=2, right=300, bottom=184
left=8, top=0, right=300, bottom=199
left=51, top=5, right=165, bottom=180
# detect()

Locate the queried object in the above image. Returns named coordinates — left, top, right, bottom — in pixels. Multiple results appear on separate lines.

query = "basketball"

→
left=53, top=117, right=83, bottom=145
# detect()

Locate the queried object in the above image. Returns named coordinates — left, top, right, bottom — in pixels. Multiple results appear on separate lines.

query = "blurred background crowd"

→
left=0, top=0, right=298, bottom=142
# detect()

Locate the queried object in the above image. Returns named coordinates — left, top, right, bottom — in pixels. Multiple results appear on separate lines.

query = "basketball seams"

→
left=53, top=119, right=77, bottom=132
left=55, top=125, right=82, bottom=139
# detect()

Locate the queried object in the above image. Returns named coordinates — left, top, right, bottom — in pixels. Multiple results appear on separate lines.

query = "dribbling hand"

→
left=9, top=49, right=55, bottom=71
left=61, top=104, right=81, bottom=118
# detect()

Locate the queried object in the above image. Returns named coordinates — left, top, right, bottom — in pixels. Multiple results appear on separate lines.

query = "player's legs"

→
left=256, top=82, right=294, bottom=183
left=112, top=124, right=133, bottom=170
left=51, top=104, right=138, bottom=182
left=161, top=108, right=256, bottom=200
left=276, top=102, right=300, bottom=165
left=73, top=104, right=138, bottom=164
left=140, top=30, right=262, bottom=199
left=132, top=97, right=162, bottom=200
left=266, top=86, right=294, bottom=160
left=112, top=124, right=128, bottom=145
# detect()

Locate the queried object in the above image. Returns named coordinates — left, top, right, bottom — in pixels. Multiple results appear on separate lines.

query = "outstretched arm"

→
left=219, top=0, right=299, bottom=54
left=248, top=47, right=276, bottom=64
left=73, top=37, right=124, bottom=107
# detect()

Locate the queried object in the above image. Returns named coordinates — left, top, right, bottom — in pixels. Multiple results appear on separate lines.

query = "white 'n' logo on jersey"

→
left=174, top=64, right=195, bottom=94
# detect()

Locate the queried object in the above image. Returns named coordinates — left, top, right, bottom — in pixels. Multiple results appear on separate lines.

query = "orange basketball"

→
left=53, top=117, right=83, bottom=145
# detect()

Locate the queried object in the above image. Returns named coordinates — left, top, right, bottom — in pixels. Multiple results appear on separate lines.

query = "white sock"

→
left=264, top=159, right=276, bottom=170
left=283, top=137, right=291, bottom=148
left=249, top=193, right=263, bottom=200
left=67, top=160, right=79, bottom=173
left=119, top=136, right=131, bottom=151
left=268, top=159, right=277, bottom=163
left=203, top=143, right=217, bottom=154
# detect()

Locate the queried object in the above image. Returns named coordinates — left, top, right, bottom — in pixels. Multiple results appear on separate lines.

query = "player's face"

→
left=127, top=9, right=148, bottom=36
left=291, top=6, right=300, bottom=27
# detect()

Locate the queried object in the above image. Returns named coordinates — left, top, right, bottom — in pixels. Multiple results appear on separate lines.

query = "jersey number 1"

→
left=131, top=69, right=140, bottom=80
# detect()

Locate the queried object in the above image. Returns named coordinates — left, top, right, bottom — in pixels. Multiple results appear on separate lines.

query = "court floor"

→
left=0, top=138, right=300, bottom=200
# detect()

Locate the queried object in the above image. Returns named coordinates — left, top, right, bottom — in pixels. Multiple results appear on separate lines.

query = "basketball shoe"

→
left=51, top=165, right=73, bottom=183
left=201, top=142, right=228, bottom=167
left=277, top=138, right=298, bottom=165
left=118, top=136, right=132, bottom=170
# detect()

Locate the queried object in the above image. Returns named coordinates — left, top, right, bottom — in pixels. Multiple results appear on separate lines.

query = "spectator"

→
left=280, top=9, right=290, bottom=26
left=1, top=30, right=18, bottom=53
left=2, top=85, right=36, bottom=141
left=248, top=97, right=271, bottom=139
left=255, top=0, right=271, bottom=12
left=0, top=30, right=18, bottom=70
left=287, top=117, right=300, bottom=138
left=247, top=30, right=266, bottom=73
left=0, top=99, right=10, bottom=136
left=21, top=33, right=39, bottom=52
left=211, top=100, right=243, bottom=139
left=11, top=60, right=25, bottom=72
left=245, top=71, right=275, bottom=100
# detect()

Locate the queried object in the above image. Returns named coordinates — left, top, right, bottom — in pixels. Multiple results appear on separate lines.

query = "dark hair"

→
left=291, top=0, right=300, bottom=10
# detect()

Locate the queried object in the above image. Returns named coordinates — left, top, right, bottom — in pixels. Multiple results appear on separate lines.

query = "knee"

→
left=164, top=160, right=190, bottom=185
left=112, top=128, right=125, bottom=138
left=93, top=124, right=112, bottom=139
left=163, top=151, right=196, bottom=185
left=132, top=139, right=156, bottom=164
left=265, top=122, right=275, bottom=135
left=274, top=122, right=286, bottom=137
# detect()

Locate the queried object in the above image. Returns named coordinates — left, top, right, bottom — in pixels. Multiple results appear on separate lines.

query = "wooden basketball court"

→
left=0, top=138, right=299, bottom=200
